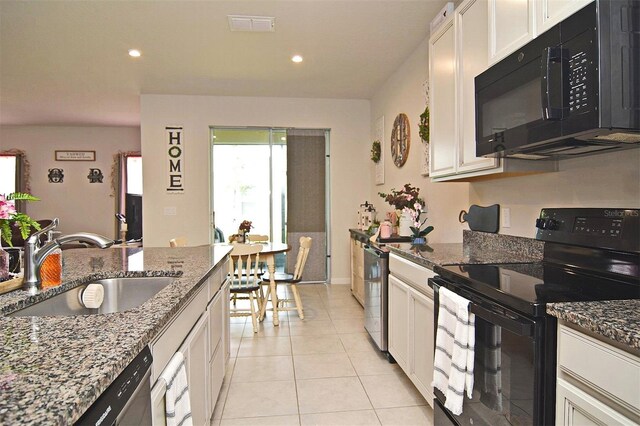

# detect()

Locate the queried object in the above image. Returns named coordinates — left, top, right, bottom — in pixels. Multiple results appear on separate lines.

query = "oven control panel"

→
left=573, top=216, right=623, bottom=237
left=536, top=208, right=639, bottom=253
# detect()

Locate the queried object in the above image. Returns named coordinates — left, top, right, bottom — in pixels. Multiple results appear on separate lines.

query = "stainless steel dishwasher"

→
left=75, top=346, right=153, bottom=425
left=363, top=244, right=392, bottom=360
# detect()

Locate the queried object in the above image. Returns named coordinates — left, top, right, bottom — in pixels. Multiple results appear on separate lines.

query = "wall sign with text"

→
left=55, top=150, right=95, bottom=161
left=166, top=126, right=184, bottom=193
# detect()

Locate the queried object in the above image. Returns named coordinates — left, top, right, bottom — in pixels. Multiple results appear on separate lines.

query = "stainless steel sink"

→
left=9, top=277, right=175, bottom=317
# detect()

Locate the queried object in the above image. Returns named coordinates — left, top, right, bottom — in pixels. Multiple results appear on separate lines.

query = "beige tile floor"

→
left=210, top=283, right=434, bottom=426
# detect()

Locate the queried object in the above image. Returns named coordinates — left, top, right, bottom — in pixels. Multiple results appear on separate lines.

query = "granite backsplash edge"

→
left=463, top=230, right=544, bottom=260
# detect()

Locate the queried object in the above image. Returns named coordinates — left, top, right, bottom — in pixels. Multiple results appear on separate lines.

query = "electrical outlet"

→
left=502, top=207, right=511, bottom=228
left=164, top=206, right=177, bottom=216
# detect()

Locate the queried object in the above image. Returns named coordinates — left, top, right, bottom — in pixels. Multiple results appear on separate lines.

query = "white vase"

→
left=398, top=211, right=413, bottom=236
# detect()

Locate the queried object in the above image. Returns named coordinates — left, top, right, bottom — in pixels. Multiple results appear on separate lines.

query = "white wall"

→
left=0, top=125, right=140, bottom=237
left=370, top=37, right=470, bottom=243
left=470, top=149, right=640, bottom=237
left=140, top=95, right=370, bottom=283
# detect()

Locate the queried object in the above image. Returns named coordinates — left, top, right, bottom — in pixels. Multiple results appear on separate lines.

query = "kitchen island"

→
left=0, top=245, right=231, bottom=425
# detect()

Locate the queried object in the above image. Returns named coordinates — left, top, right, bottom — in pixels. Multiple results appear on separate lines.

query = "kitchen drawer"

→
left=558, top=324, right=640, bottom=413
left=389, top=253, right=435, bottom=296
left=208, top=259, right=228, bottom=300
left=209, top=339, right=225, bottom=417
left=208, top=289, right=224, bottom=362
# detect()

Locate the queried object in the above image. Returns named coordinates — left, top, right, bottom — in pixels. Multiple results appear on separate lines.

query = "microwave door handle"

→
left=542, top=47, right=570, bottom=120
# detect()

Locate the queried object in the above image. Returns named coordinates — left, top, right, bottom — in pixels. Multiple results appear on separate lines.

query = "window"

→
left=126, top=155, right=143, bottom=195
left=0, top=155, right=17, bottom=196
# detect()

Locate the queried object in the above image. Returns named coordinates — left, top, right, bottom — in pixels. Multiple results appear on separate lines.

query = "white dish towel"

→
left=432, top=286, right=476, bottom=416
left=162, top=352, right=193, bottom=426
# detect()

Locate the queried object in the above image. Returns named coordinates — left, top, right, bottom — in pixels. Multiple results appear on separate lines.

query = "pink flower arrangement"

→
left=238, top=220, right=253, bottom=234
left=0, top=192, right=40, bottom=246
left=379, top=183, right=433, bottom=239
left=378, top=184, right=424, bottom=212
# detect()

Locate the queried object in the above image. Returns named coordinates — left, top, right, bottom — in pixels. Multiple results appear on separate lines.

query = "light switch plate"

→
left=501, top=207, right=511, bottom=228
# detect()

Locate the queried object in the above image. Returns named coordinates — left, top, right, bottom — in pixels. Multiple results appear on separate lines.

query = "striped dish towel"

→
left=432, top=287, right=475, bottom=416
left=162, top=352, right=193, bottom=426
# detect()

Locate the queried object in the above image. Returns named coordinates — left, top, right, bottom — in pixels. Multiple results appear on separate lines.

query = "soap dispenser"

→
left=41, top=230, right=62, bottom=288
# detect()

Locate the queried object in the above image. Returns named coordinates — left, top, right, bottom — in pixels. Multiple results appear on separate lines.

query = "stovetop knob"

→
left=546, top=218, right=559, bottom=230
left=535, top=217, right=559, bottom=230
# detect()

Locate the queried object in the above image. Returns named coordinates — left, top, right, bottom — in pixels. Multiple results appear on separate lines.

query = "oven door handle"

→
left=431, top=278, right=534, bottom=337
left=469, top=302, right=534, bottom=337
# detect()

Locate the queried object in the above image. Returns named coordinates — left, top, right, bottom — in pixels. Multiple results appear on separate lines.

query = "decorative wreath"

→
left=419, top=106, right=429, bottom=143
left=370, top=140, right=381, bottom=163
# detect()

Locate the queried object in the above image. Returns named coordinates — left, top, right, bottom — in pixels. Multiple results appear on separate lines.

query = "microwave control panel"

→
left=569, top=50, right=590, bottom=113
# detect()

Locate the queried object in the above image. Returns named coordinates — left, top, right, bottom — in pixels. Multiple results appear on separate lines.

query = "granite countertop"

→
left=350, top=228, right=544, bottom=269
left=547, top=300, right=640, bottom=351
left=0, top=245, right=231, bottom=425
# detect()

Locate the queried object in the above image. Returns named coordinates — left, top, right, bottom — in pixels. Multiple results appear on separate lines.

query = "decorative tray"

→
left=0, top=274, right=23, bottom=295
left=378, top=235, right=412, bottom=243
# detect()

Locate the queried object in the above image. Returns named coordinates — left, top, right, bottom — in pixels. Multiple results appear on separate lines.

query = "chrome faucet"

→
left=23, top=218, right=114, bottom=292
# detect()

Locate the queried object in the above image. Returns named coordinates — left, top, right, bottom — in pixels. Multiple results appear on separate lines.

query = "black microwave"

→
left=475, top=0, right=639, bottom=159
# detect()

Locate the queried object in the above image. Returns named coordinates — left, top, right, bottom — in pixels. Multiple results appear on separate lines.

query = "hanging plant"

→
left=419, top=106, right=429, bottom=143
left=370, top=140, right=381, bottom=163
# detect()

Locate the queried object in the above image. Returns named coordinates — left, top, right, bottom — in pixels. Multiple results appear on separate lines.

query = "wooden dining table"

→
left=220, top=242, right=291, bottom=326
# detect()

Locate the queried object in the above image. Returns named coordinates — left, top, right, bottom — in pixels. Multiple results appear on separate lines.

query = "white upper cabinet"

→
left=489, top=0, right=596, bottom=65
left=429, top=17, right=457, bottom=178
left=488, top=0, right=535, bottom=65
left=456, top=0, right=499, bottom=174
left=536, top=0, right=594, bottom=35
left=429, top=0, right=501, bottom=180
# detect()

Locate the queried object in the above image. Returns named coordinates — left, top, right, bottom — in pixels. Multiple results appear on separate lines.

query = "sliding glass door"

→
left=211, top=127, right=329, bottom=281
left=211, top=128, right=287, bottom=244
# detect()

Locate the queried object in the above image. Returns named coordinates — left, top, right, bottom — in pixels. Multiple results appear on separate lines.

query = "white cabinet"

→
left=456, top=0, right=499, bottom=175
left=429, top=0, right=501, bottom=181
left=556, top=323, right=640, bottom=426
left=429, top=17, right=457, bottom=177
left=389, top=275, right=410, bottom=370
left=150, top=256, right=230, bottom=426
left=536, top=0, right=594, bottom=39
left=409, top=288, right=434, bottom=399
left=181, top=313, right=209, bottom=426
left=388, top=253, right=436, bottom=406
left=488, top=0, right=535, bottom=65
left=208, top=286, right=226, bottom=416
left=489, top=0, right=595, bottom=65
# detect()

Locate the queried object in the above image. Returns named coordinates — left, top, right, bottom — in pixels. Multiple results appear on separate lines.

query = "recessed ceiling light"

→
left=128, top=49, right=141, bottom=58
left=291, top=55, right=303, bottom=63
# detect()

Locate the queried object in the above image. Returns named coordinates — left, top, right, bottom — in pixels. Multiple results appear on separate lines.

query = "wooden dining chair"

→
left=228, top=243, right=263, bottom=333
left=247, top=234, right=269, bottom=243
left=261, top=236, right=312, bottom=320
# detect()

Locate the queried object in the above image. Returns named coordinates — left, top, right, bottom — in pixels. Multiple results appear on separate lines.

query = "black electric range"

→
left=431, top=208, right=640, bottom=426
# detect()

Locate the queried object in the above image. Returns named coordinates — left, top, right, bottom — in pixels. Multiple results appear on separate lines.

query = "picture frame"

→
left=55, top=150, right=96, bottom=161
left=375, top=116, right=385, bottom=185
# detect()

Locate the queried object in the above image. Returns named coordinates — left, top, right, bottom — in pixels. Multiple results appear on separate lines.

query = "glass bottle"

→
left=41, top=231, right=62, bottom=288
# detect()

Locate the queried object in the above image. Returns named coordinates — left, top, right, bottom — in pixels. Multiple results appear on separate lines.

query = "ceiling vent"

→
left=228, top=15, right=275, bottom=32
